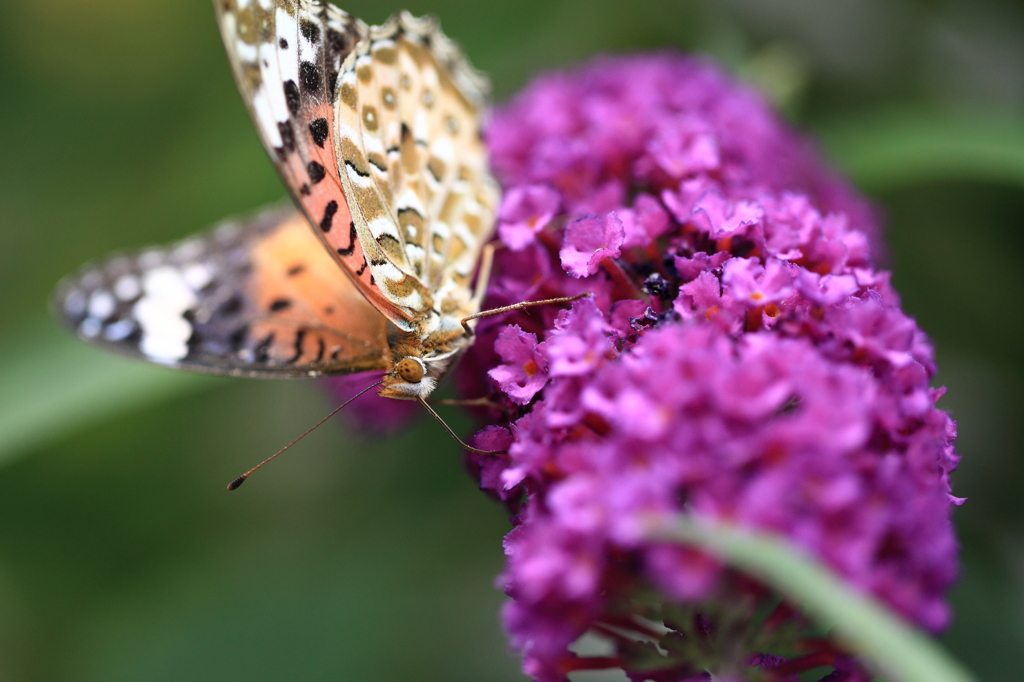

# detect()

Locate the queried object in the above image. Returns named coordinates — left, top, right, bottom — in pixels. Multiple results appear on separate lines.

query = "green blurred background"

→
left=1, top=0, right=1023, bottom=679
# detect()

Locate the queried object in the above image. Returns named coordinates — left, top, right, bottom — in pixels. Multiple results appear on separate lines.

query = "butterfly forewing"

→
left=213, top=1, right=406, bottom=321
left=217, top=2, right=499, bottom=337
left=54, top=207, right=392, bottom=378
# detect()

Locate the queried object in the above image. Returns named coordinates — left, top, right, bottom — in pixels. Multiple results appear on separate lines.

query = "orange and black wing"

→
left=214, top=2, right=499, bottom=334
left=212, top=1, right=400, bottom=319
left=53, top=206, right=392, bottom=378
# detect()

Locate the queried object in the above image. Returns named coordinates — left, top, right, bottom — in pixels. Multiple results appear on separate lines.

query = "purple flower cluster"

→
left=459, top=54, right=961, bottom=680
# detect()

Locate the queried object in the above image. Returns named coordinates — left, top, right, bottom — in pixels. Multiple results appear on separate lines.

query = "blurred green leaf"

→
left=818, top=109, right=1024, bottom=192
left=651, top=515, right=978, bottom=682
left=0, top=319, right=217, bottom=467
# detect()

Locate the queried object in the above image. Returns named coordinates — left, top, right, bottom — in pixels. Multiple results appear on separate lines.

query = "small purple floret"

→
left=498, top=185, right=562, bottom=251
left=559, top=214, right=625, bottom=278
left=488, top=325, right=549, bottom=405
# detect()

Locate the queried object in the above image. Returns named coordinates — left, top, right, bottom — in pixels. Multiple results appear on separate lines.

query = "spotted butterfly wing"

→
left=215, top=1, right=498, bottom=336
left=213, top=1, right=385, bottom=312
left=53, top=206, right=392, bottom=377
left=334, top=13, right=499, bottom=333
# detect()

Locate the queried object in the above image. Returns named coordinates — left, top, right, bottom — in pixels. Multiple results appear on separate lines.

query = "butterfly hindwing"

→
left=54, top=207, right=392, bottom=378
left=335, top=13, right=500, bottom=328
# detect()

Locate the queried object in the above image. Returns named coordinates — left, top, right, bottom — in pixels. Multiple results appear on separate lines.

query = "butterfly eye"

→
left=396, top=357, right=425, bottom=383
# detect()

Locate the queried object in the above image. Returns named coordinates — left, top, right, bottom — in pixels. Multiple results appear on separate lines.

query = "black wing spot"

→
left=320, top=200, right=339, bottom=232
left=286, top=329, right=307, bottom=364
left=336, top=221, right=357, bottom=256
left=368, top=155, right=387, bottom=173
left=218, top=295, right=244, bottom=316
left=314, top=336, right=325, bottom=363
left=284, top=80, right=301, bottom=116
left=229, top=325, right=249, bottom=352
left=279, top=37, right=289, bottom=50
left=325, top=28, right=347, bottom=59
left=269, top=298, right=292, bottom=312
left=286, top=264, right=306, bottom=277
left=300, top=20, right=321, bottom=43
left=300, top=183, right=311, bottom=196
left=254, top=333, right=275, bottom=363
left=300, top=62, right=322, bottom=95
left=307, top=161, right=326, bottom=184
left=278, top=120, right=296, bottom=153
left=354, top=258, right=368, bottom=276
left=309, top=118, right=329, bottom=147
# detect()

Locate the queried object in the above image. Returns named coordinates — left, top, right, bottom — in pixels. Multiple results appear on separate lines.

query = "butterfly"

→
left=54, top=2, right=583, bottom=479
left=57, top=2, right=501, bottom=394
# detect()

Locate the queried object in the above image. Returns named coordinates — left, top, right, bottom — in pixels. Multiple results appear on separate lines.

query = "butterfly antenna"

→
left=227, top=380, right=384, bottom=490
left=417, top=398, right=505, bottom=455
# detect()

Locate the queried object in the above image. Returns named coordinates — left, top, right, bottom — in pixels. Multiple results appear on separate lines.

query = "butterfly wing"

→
left=213, top=1, right=402, bottom=319
left=53, top=206, right=392, bottom=378
left=335, top=12, right=500, bottom=328
left=215, top=1, right=499, bottom=335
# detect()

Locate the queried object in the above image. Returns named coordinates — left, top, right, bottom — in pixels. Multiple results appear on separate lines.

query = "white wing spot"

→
left=405, top=243, right=425, bottom=262
left=395, top=187, right=427, bottom=216
left=252, top=89, right=283, bottom=147
left=345, top=164, right=375, bottom=188
left=367, top=216, right=400, bottom=241
left=88, top=291, right=116, bottom=320
left=183, top=263, right=214, bottom=291
left=172, top=239, right=205, bottom=262
left=114, top=275, right=141, bottom=301
left=276, top=7, right=299, bottom=78
left=133, top=266, right=198, bottom=363
left=80, top=318, right=102, bottom=339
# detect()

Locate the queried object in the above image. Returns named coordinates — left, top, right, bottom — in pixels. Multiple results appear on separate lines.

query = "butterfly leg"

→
left=460, top=293, right=590, bottom=337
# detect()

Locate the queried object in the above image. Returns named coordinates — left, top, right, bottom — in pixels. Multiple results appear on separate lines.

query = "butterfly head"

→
left=379, top=355, right=440, bottom=400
